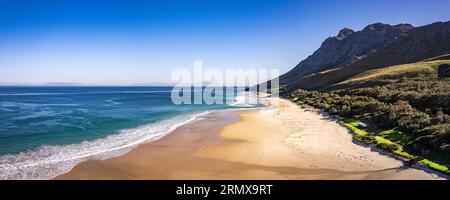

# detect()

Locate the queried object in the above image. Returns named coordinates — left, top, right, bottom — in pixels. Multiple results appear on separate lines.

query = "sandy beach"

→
left=56, top=98, right=444, bottom=180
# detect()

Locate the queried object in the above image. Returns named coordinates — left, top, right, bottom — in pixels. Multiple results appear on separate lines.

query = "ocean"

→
left=0, top=86, right=255, bottom=179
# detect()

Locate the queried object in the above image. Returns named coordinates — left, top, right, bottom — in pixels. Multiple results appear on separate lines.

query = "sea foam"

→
left=229, top=92, right=263, bottom=107
left=0, top=111, right=209, bottom=180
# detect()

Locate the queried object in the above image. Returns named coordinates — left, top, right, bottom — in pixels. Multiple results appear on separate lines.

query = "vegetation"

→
left=340, top=118, right=414, bottom=159
left=418, top=159, right=449, bottom=173
left=288, top=59, right=450, bottom=174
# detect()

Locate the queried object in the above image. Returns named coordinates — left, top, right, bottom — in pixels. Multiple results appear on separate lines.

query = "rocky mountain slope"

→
left=281, top=23, right=414, bottom=85
left=278, top=21, right=450, bottom=91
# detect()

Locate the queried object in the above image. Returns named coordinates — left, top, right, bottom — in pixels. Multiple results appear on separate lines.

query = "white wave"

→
left=0, top=101, right=43, bottom=108
left=0, top=93, right=66, bottom=96
left=0, top=101, right=79, bottom=108
left=0, top=111, right=210, bottom=180
left=0, top=107, right=13, bottom=112
left=11, top=110, right=58, bottom=120
left=105, top=98, right=122, bottom=105
left=229, top=92, right=260, bottom=107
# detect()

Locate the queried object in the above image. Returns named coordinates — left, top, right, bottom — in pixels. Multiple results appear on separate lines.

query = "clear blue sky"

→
left=0, top=0, right=449, bottom=85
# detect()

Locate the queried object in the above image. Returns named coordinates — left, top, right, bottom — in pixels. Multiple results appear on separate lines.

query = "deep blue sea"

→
left=0, top=86, right=253, bottom=179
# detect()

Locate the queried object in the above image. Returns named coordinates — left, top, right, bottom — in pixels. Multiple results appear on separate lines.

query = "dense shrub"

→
left=340, top=80, right=450, bottom=115
left=290, top=82, right=450, bottom=156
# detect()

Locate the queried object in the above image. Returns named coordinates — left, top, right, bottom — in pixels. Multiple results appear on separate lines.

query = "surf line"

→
left=176, top=184, right=210, bottom=198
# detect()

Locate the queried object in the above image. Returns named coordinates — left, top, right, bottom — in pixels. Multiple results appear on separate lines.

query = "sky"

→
left=0, top=0, right=449, bottom=85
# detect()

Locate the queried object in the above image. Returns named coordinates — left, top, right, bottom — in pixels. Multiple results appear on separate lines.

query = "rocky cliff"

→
left=281, top=23, right=414, bottom=85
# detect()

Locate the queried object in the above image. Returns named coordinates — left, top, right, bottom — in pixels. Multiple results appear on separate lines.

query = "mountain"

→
left=278, top=21, right=450, bottom=91
left=349, top=21, right=450, bottom=70
left=280, top=23, right=413, bottom=86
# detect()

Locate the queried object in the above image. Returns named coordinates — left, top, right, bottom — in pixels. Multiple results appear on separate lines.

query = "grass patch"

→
left=373, top=136, right=415, bottom=159
left=375, top=136, right=400, bottom=151
left=376, top=129, right=414, bottom=159
left=418, top=159, right=450, bottom=174
left=338, top=60, right=450, bottom=85
left=378, top=128, right=411, bottom=145
left=341, top=119, right=368, bottom=136
left=340, top=119, right=374, bottom=144
left=374, top=136, right=395, bottom=145
left=346, top=125, right=369, bottom=137
left=354, top=135, right=375, bottom=144
left=341, top=118, right=450, bottom=175
left=393, top=148, right=415, bottom=159
left=425, top=152, right=450, bottom=166
left=340, top=119, right=415, bottom=159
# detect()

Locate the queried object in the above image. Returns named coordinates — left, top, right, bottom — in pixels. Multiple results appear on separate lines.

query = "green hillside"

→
left=335, top=55, right=450, bottom=88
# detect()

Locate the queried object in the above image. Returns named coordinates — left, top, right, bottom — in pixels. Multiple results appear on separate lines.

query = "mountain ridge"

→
left=276, top=21, right=450, bottom=92
left=280, top=22, right=414, bottom=86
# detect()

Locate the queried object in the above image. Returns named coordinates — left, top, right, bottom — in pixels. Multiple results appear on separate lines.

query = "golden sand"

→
left=56, top=98, right=443, bottom=180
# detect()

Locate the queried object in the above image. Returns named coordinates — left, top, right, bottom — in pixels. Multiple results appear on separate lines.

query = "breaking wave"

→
left=0, top=111, right=209, bottom=180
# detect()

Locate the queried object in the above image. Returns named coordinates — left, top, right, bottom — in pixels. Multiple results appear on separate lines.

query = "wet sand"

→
left=56, top=98, right=444, bottom=180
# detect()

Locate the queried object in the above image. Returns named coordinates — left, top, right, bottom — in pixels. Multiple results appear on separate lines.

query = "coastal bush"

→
left=378, top=128, right=410, bottom=145
left=374, top=136, right=400, bottom=152
left=290, top=80, right=450, bottom=157
left=353, top=135, right=375, bottom=144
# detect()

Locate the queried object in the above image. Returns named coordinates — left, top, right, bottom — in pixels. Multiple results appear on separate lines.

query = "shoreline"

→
left=0, top=110, right=213, bottom=180
left=56, top=98, right=445, bottom=180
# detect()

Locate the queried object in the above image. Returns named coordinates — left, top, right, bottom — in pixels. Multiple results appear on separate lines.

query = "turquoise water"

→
left=0, top=86, right=251, bottom=179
